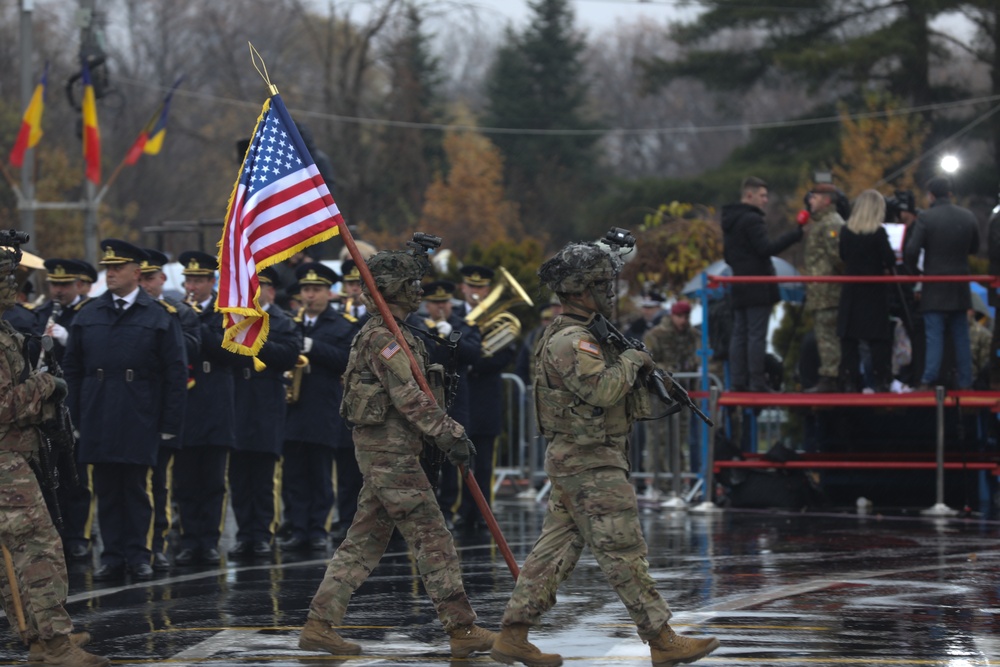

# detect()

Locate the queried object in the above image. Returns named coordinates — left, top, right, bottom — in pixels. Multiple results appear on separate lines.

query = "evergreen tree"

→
left=483, top=0, right=602, bottom=243
left=642, top=0, right=962, bottom=107
left=368, top=4, right=446, bottom=235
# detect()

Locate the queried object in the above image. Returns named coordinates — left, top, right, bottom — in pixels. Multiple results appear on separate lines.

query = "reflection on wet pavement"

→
left=2, top=504, right=999, bottom=665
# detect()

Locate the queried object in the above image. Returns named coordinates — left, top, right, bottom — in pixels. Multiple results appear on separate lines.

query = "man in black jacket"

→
left=904, top=176, right=979, bottom=389
left=722, top=177, right=805, bottom=392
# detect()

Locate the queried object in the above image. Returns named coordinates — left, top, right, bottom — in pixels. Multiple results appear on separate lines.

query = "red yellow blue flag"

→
left=81, top=59, right=101, bottom=184
left=125, top=77, right=182, bottom=166
left=9, top=63, right=48, bottom=167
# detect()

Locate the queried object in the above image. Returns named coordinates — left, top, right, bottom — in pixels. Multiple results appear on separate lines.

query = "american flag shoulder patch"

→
left=381, top=341, right=401, bottom=360
left=578, top=340, right=601, bottom=356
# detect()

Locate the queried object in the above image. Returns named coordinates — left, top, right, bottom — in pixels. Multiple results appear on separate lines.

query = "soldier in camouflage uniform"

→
left=297, top=250, right=496, bottom=659
left=643, top=300, right=699, bottom=479
left=491, top=242, right=719, bottom=667
left=969, top=312, right=992, bottom=388
left=803, top=183, right=846, bottom=393
left=0, top=246, right=108, bottom=667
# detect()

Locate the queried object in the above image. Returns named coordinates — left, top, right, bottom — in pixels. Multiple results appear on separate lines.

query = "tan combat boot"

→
left=298, top=617, right=362, bottom=656
left=28, top=631, right=91, bottom=661
left=38, top=635, right=109, bottom=667
left=449, top=624, right=497, bottom=658
left=649, top=625, right=720, bottom=667
left=490, top=623, right=563, bottom=667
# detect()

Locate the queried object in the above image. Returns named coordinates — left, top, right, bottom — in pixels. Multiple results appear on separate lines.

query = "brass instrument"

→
left=285, top=354, right=310, bottom=404
left=464, top=266, right=533, bottom=357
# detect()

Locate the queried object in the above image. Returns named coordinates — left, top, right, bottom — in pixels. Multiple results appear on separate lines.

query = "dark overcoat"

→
left=232, top=305, right=301, bottom=455
left=837, top=226, right=897, bottom=341
left=63, top=290, right=187, bottom=465
left=182, top=295, right=237, bottom=448
left=903, top=197, right=979, bottom=312
left=284, top=305, right=359, bottom=448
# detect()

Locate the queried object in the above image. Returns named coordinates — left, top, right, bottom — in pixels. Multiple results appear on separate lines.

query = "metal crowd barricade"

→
left=495, top=373, right=529, bottom=497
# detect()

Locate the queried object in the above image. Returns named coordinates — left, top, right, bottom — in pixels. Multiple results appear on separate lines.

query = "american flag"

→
left=217, top=93, right=341, bottom=357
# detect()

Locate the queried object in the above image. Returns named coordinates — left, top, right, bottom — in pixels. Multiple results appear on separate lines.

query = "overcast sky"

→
left=469, top=0, right=699, bottom=32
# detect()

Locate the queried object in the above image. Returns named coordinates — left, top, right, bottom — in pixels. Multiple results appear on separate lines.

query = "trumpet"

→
left=465, top=266, right=533, bottom=357
left=285, top=354, right=310, bottom=404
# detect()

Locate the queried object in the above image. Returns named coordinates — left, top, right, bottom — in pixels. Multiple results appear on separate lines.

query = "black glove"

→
left=50, top=377, right=68, bottom=401
left=447, top=434, right=477, bottom=469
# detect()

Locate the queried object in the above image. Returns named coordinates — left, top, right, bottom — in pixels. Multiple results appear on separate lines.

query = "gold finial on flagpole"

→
left=248, top=42, right=278, bottom=96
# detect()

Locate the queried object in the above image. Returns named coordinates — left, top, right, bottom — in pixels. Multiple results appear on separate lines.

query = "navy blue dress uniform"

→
left=454, top=265, right=518, bottom=530
left=1, top=300, right=39, bottom=336
left=29, top=259, right=93, bottom=344
left=38, top=259, right=98, bottom=562
left=62, top=240, right=187, bottom=580
left=336, top=259, right=368, bottom=322
left=174, top=251, right=238, bottom=565
left=140, top=249, right=201, bottom=569
left=229, top=267, right=301, bottom=557
left=281, top=262, right=361, bottom=550
left=405, top=280, right=482, bottom=521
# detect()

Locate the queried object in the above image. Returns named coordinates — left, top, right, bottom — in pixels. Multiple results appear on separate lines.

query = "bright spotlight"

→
left=940, top=154, right=960, bottom=174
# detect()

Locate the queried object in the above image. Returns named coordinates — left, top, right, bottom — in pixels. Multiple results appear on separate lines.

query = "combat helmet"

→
left=538, top=242, right=622, bottom=295
left=363, top=250, right=429, bottom=302
left=0, top=247, right=17, bottom=277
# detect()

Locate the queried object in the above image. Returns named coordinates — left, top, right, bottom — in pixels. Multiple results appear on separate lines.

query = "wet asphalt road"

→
left=2, top=500, right=1000, bottom=666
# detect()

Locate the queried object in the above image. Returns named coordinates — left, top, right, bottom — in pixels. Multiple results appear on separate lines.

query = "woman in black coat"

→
left=837, top=189, right=898, bottom=391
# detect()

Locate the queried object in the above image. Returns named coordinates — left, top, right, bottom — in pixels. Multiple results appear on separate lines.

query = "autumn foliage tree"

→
left=621, top=201, right=723, bottom=296
left=413, top=127, right=523, bottom=258
left=832, top=93, right=929, bottom=198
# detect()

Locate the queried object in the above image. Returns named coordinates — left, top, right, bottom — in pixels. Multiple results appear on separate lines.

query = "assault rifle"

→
left=32, top=334, right=79, bottom=530
left=587, top=314, right=714, bottom=427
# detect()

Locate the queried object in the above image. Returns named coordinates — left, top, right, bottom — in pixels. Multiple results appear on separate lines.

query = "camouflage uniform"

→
left=0, top=317, right=71, bottom=645
left=502, top=310, right=671, bottom=641
left=307, top=314, right=476, bottom=631
left=643, top=321, right=700, bottom=477
left=804, top=208, right=845, bottom=378
left=970, top=318, right=991, bottom=385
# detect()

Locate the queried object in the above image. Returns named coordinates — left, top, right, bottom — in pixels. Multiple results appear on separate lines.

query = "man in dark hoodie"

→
left=722, top=177, right=807, bottom=392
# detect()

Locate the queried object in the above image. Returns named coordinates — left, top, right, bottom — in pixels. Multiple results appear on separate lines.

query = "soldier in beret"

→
left=173, top=251, right=237, bottom=566
left=63, top=240, right=187, bottom=582
left=228, top=267, right=301, bottom=558
left=139, top=249, right=201, bottom=571
left=280, top=262, right=360, bottom=551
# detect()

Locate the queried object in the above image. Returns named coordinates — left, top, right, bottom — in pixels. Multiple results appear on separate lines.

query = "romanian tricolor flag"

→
left=124, top=77, right=182, bottom=166
left=81, top=60, right=100, bottom=184
left=9, top=64, right=48, bottom=168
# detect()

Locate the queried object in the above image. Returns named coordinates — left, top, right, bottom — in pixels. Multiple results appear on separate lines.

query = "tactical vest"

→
left=532, top=320, right=633, bottom=446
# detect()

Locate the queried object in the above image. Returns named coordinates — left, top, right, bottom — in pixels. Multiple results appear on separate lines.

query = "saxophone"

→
left=285, top=307, right=309, bottom=403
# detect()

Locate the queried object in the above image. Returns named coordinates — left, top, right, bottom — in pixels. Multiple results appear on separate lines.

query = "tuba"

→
left=465, top=266, right=533, bottom=357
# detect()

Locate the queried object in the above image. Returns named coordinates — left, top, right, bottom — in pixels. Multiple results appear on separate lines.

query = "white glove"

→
left=435, top=320, right=453, bottom=338
left=160, top=433, right=176, bottom=441
left=47, top=323, right=69, bottom=346
left=303, top=337, right=314, bottom=353
left=73, top=430, right=80, bottom=439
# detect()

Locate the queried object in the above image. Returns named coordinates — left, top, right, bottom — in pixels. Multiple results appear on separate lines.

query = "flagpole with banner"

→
left=98, top=76, right=184, bottom=201
left=219, top=45, right=519, bottom=580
